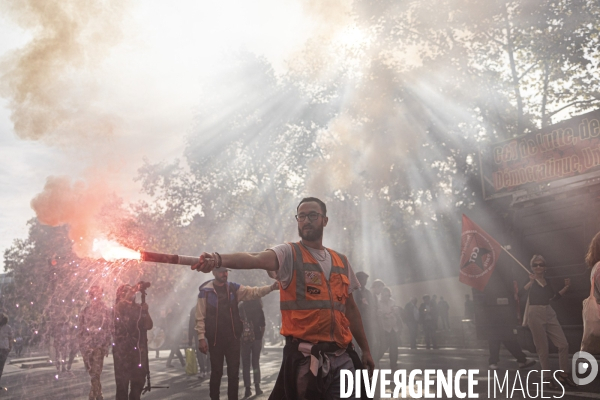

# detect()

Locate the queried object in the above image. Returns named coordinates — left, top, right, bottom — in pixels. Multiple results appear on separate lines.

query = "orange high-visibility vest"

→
left=279, top=242, right=353, bottom=348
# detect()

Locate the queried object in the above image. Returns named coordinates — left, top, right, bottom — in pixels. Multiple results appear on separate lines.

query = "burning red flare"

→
left=93, top=239, right=140, bottom=261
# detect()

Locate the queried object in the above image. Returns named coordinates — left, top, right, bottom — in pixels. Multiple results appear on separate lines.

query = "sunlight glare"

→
left=92, top=239, right=140, bottom=261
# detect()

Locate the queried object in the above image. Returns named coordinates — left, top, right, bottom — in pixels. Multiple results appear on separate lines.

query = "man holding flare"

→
left=192, top=197, right=375, bottom=399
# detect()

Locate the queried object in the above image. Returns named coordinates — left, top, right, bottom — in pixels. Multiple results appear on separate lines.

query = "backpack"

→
left=241, top=305, right=255, bottom=343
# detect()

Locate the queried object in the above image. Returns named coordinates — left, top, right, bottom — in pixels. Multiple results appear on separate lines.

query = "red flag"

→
left=459, top=214, right=503, bottom=291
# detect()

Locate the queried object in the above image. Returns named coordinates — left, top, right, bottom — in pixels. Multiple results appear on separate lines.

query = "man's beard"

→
left=298, top=224, right=323, bottom=241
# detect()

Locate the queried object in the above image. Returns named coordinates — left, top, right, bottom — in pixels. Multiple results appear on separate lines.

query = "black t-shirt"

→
left=528, top=280, right=561, bottom=305
left=214, top=283, right=235, bottom=340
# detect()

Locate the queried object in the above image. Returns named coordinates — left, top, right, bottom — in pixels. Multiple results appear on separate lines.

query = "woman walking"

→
left=524, top=255, right=575, bottom=389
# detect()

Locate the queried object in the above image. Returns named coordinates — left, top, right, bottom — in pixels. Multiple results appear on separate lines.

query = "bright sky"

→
left=0, top=0, right=324, bottom=268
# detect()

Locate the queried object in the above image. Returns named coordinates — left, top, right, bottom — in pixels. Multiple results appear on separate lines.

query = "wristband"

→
left=214, top=252, right=222, bottom=267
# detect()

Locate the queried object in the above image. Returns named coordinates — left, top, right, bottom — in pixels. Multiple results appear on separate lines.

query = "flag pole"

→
left=501, top=246, right=530, bottom=274
left=501, top=246, right=543, bottom=285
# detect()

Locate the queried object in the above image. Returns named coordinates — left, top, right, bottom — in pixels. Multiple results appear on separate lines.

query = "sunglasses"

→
left=532, top=262, right=546, bottom=267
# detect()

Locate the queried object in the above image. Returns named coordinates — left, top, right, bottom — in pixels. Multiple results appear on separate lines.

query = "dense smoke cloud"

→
left=307, top=61, right=425, bottom=194
left=0, top=0, right=129, bottom=143
left=30, top=174, right=118, bottom=258
left=0, top=0, right=133, bottom=254
left=282, top=2, right=427, bottom=195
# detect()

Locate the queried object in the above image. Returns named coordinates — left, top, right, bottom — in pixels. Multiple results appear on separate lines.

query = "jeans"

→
left=167, top=345, right=185, bottom=367
left=378, top=330, right=398, bottom=370
left=422, top=321, right=437, bottom=349
left=241, top=339, right=262, bottom=389
left=209, top=339, right=241, bottom=400
left=192, top=333, right=210, bottom=373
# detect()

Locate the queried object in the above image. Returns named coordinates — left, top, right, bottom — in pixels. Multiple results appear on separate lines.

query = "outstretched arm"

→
left=192, top=250, right=279, bottom=273
left=345, top=294, right=374, bottom=374
left=238, top=282, right=279, bottom=301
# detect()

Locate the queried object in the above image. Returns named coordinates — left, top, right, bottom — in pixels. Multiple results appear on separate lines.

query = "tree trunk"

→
left=504, top=6, right=523, bottom=137
left=541, top=61, right=550, bottom=128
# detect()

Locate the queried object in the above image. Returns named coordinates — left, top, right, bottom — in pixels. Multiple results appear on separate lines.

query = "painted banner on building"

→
left=480, top=109, right=600, bottom=199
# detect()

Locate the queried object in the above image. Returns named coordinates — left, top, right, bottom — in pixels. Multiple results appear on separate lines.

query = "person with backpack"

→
left=239, top=299, right=267, bottom=398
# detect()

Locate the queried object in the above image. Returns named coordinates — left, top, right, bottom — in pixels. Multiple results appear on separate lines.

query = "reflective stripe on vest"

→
left=279, top=242, right=353, bottom=346
left=283, top=242, right=348, bottom=313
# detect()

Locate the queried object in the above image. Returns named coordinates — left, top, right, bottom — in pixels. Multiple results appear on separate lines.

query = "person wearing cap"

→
left=192, top=197, right=375, bottom=399
left=79, top=286, right=112, bottom=400
left=196, top=266, right=277, bottom=400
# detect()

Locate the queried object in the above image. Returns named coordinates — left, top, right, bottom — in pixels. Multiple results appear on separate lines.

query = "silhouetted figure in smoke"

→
left=79, top=286, right=112, bottom=400
left=464, top=294, right=474, bottom=320
left=438, top=296, right=450, bottom=330
left=64, top=316, right=79, bottom=373
left=165, top=306, right=185, bottom=368
left=404, top=297, right=419, bottom=349
left=419, top=295, right=437, bottom=349
left=370, top=279, right=385, bottom=357
left=152, top=307, right=167, bottom=359
left=371, top=279, right=385, bottom=304
left=239, top=299, right=266, bottom=398
left=14, top=335, right=23, bottom=357
left=188, top=305, right=210, bottom=378
left=353, top=271, right=377, bottom=358
left=113, top=284, right=153, bottom=400
left=53, top=317, right=72, bottom=373
left=0, top=314, right=13, bottom=390
left=195, top=267, right=277, bottom=400
left=431, top=294, right=439, bottom=331
left=376, top=287, right=399, bottom=370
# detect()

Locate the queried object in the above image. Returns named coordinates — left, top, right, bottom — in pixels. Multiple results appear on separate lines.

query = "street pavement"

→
left=0, top=346, right=599, bottom=399
left=0, top=347, right=283, bottom=400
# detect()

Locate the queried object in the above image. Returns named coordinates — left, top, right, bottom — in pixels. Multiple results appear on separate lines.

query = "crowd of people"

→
left=352, top=270, right=455, bottom=370
left=0, top=196, right=599, bottom=399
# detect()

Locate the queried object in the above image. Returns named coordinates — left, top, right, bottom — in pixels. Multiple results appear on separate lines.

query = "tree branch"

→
left=517, top=61, right=540, bottom=82
left=547, top=99, right=600, bottom=118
